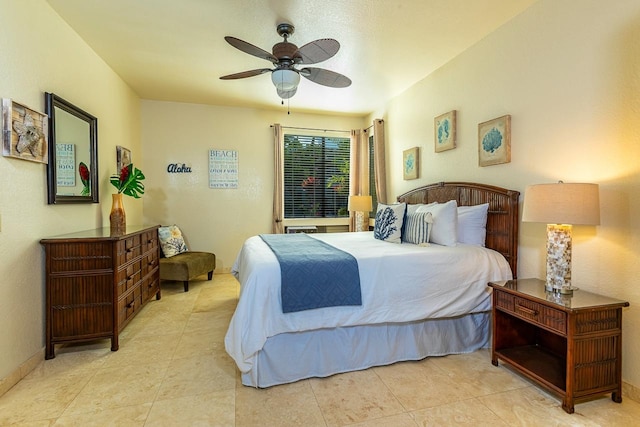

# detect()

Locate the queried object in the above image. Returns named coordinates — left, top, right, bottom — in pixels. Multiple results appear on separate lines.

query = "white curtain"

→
left=373, top=119, right=388, bottom=204
left=349, top=129, right=365, bottom=232
left=272, top=124, right=284, bottom=234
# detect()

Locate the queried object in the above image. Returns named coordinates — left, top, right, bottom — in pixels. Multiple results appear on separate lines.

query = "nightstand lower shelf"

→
left=495, top=345, right=566, bottom=393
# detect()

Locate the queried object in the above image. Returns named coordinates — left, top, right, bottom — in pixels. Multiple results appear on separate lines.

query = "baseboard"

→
left=0, top=348, right=43, bottom=397
left=623, top=381, right=640, bottom=403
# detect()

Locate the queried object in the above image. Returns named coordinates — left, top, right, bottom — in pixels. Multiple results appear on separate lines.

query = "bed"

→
left=225, top=182, right=520, bottom=387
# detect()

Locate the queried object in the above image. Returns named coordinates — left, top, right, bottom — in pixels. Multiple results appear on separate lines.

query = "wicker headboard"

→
left=397, top=182, right=520, bottom=278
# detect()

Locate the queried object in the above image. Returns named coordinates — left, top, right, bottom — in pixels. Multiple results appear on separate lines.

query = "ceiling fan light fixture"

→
left=276, top=86, right=297, bottom=100
left=271, top=69, right=300, bottom=92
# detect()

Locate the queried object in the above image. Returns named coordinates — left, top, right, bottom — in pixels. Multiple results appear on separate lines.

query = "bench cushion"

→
left=159, top=251, right=216, bottom=282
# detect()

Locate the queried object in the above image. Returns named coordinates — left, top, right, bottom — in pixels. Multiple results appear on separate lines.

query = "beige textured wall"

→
left=0, top=1, right=142, bottom=382
left=378, top=0, right=640, bottom=388
left=141, top=101, right=366, bottom=272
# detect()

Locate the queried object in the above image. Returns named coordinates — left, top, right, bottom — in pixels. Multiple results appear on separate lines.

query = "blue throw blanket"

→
left=260, top=233, right=362, bottom=313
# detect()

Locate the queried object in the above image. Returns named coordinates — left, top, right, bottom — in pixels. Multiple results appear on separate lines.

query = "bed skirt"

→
left=241, top=311, right=490, bottom=388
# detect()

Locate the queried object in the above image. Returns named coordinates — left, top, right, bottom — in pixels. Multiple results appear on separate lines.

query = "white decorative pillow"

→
left=416, top=200, right=458, bottom=246
left=458, top=203, right=489, bottom=246
left=402, top=211, right=433, bottom=246
left=406, top=202, right=436, bottom=216
left=374, top=203, right=406, bottom=244
left=158, top=225, right=188, bottom=257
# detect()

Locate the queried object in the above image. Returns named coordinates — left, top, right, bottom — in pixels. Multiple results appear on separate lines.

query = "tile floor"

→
left=1, top=273, right=640, bottom=426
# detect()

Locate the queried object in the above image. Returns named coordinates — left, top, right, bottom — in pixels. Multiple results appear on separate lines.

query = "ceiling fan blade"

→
left=220, top=69, right=272, bottom=80
left=300, top=67, right=351, bottom=88
left=296, top=39, right=340, bottom=64
left=224, top=36, right=278, bottom=63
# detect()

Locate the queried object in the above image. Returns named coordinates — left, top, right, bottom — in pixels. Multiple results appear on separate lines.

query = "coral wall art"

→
left=478, top=115, right=511, bottom=167
left=403, top=147, right=419, bottom=180
left=2, top=98, right=49, bottom=163
left=434, top=110, right=456, bottom=152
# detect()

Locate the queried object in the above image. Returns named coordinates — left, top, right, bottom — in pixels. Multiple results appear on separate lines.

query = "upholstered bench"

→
left=159, top=251, right=216, bottom=292
left=157, top=225, right=216, bottom=292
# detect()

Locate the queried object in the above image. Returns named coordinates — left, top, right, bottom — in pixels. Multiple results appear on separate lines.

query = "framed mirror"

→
left=45, top=93, right=98, bottom=204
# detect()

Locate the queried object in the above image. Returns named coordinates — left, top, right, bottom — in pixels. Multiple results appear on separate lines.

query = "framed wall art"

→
left=478, top=114, right=511, bottom=167
left=434, top=110, right=456, bottom=152
left=209, top=149, right=238, bottom=189
left=116, top=145, right=131, bottom=172
left=403, top=147, right=419, bottom=180
left=2, top=98, right=49, bottom=163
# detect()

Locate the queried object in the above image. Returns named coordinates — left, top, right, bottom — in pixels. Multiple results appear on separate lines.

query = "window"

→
left=284, top=134, right=350, bottom=218
left=368, top=134, right=378, bottom=217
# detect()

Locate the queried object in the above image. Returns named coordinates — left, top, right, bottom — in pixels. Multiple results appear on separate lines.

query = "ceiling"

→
left=46, top=0, right=536, bottom=117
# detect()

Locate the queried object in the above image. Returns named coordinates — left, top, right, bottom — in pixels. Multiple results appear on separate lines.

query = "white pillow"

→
left=458, top=203, right=489, bottom=246
left=402, top=211, right=433, bottom=246
left=406, top=202, right=436, bottom=216
left=416, top=200, right=458, bottom=246
left=374, top=203, right=406, bottom=244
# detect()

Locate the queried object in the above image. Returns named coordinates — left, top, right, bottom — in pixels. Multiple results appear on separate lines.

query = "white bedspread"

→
left=225, top=232, right=512, bottom=373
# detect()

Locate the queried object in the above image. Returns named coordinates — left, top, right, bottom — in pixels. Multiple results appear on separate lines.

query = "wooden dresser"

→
left=489, top=278, right=629, bottom=413
left=41, top=225, right=161, bottom=359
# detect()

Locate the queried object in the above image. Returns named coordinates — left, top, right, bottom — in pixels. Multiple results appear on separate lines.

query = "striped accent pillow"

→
left=402, top=211, right=433, bottom=246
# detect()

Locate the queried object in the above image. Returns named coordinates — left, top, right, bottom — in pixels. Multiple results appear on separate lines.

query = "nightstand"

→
left=489, top=278, right=629, bottom=414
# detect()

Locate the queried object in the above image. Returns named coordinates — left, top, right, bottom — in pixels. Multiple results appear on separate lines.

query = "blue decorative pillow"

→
left=402, top=211, right=433, bottom=246
left=374, top=203, right=406, bottom=243
left=158, top=225, right=188, bottom=257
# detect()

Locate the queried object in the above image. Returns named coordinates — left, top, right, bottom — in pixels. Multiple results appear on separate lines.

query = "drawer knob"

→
left=516, top=305, right=538, bottom=316
left=127, top=301, right=135, bottom=309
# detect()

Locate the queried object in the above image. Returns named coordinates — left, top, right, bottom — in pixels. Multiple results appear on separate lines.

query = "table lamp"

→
left=348, top=195, right=373, bottom=232
left=522, top=181, right=600, bottom=294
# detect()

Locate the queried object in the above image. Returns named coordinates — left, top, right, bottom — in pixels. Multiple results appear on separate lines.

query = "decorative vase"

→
left=110, top=193, right=126, bottom=233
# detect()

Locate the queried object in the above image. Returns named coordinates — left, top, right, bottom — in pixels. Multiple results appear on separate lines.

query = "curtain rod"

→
left=270, top=125, right=351, bottom=134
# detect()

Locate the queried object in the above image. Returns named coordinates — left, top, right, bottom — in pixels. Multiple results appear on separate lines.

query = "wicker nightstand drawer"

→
left=495, top=290, right=567, bottom=334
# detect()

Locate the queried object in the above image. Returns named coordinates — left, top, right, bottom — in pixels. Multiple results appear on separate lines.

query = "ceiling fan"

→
left=220, top=23, right=351, bottom=100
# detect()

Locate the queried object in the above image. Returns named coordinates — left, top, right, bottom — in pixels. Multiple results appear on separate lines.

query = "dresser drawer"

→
left=47, top=242, right=113, bottom=272
left=495, top=290, right=567, bottom=335
left=142, top=275, right=160, bottom=302
left=140, top=252, right=158, bottom=278
left=141, top=229, right=158, bottom=254
left=116, top=234, right=142, bottom=265
left=116, top=261, right=141, bottom=296
left=118, top=284, right=142, bottom=328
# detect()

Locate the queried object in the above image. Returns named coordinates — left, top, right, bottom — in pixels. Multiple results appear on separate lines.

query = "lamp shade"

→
left=271, top=69, right=300, bottom=92
left=522, top=182, right=600, bottom=225
left=348, top=195, right=373, bottom=212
